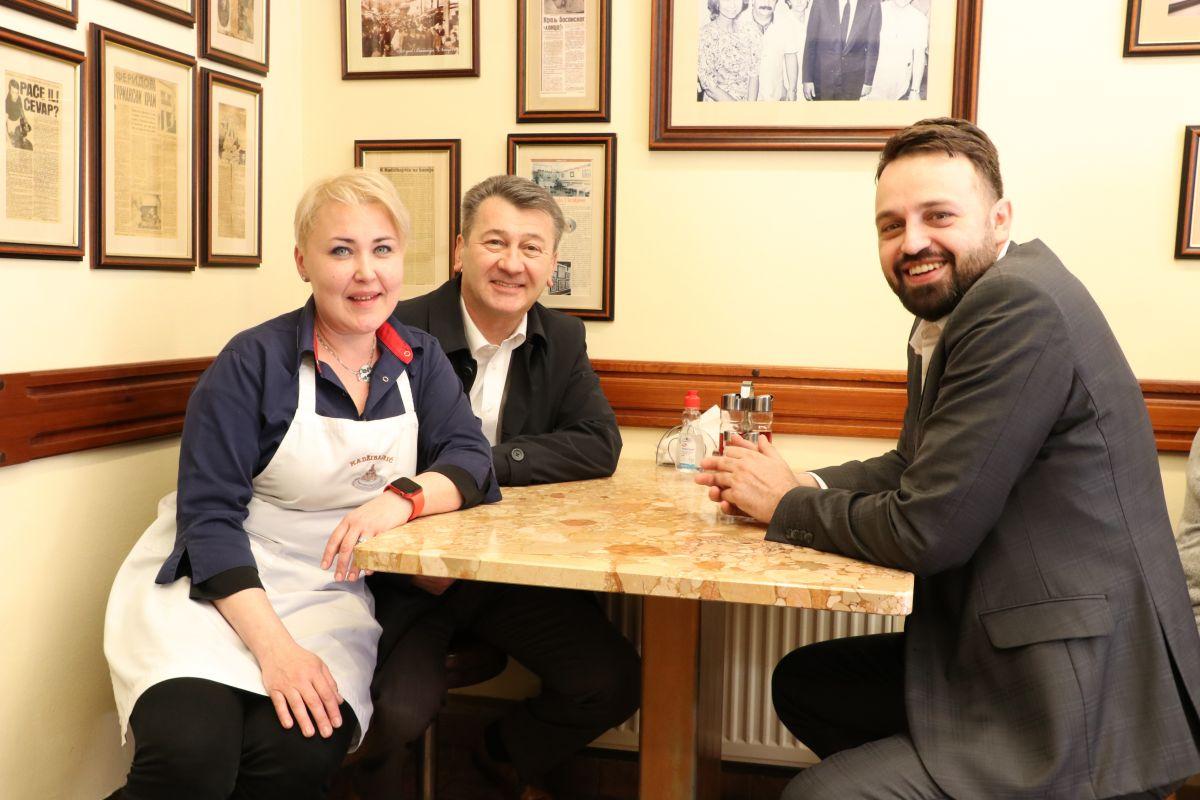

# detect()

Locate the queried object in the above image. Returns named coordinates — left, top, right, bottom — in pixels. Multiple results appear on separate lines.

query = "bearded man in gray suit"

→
left=698, top=117, right=1200, bottom=799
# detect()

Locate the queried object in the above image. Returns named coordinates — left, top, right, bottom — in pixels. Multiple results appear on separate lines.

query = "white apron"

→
left=105, top=358, right=418, bottom=748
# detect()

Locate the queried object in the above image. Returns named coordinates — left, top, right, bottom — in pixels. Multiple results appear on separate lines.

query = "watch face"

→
left=393, top=477, right=422, bottom=495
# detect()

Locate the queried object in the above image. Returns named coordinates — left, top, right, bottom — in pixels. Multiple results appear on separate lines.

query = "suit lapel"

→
left=499, top=343, right=532, bottom=442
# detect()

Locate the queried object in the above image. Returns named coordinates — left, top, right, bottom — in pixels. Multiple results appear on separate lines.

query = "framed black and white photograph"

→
left=1125, top=0, right=1200, bottom=56
left=0, top=29, right=85, bottom=259
left=0, top=0, right=78, bottom=28
left=91, top=25, right=196, bottom=271
left=341, top=0, right=479, bottom=79
left=355, top=138, right=460, bottom=297
left=200, top=0, right=270, bottom=75
left=518, top=0, right=611, bottom=122
left=201, top=69, right=261, bottom=267
left=1177, top=126, right=1200, bottom=258
left=114, top=0, right=197, bottom=27
left=507, top=133, right=615, bottom=321
left=651, top=0, right=983, bottom=150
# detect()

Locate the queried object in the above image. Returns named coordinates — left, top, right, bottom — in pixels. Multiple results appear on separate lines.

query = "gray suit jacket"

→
left=768, top=240, right=1200, bottom=798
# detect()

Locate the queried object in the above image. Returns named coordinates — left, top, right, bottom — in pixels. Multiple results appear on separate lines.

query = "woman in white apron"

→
left=103, top=171, right=498, bottom=800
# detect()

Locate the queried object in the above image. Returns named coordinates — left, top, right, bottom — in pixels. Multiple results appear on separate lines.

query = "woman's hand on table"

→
left=695, top=434, right=802, bottom=522
left=323, top=491, right=413, bottom=582
left=260, top=639, right=344, bottom=739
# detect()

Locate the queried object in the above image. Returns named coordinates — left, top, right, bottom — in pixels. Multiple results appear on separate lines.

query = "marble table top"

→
left=357, top=459, right=913, bottom=615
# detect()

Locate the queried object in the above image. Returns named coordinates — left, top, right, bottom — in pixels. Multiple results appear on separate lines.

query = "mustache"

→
left=895, top=247, right=954, bottom=273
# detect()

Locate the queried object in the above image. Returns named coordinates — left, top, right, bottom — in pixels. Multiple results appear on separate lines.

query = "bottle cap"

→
left=721, top=393, right=743, bottom=410
left=752, top=394, right=773, bottom=412
left=684, top=390, right=701, bottom=409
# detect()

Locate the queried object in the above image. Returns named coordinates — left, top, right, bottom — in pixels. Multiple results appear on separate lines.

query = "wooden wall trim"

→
left=1, top=358, right=1198, bottom=468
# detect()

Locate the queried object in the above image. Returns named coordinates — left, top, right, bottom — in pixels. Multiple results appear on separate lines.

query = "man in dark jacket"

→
left=358, top=175, right=637, bottom=800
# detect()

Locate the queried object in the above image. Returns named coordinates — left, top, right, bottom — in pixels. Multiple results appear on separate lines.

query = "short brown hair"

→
left=461, top=174, right=565, bottom=250
left=876, top=117, right=1004, bottom=201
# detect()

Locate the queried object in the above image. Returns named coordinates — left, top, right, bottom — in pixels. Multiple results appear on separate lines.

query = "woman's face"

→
left=294, top=201, right=406, bottom=338
left=719, top=0, right=743, bottom=19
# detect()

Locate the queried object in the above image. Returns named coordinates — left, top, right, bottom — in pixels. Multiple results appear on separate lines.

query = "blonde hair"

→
left=293, top=170, right=412, bottom=250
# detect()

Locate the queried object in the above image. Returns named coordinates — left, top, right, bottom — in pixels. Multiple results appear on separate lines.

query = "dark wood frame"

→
left=200, top=68, right=262, bottom=267
left=506, top=132, right=616, bottom=321
left=0, top=29, right=86, bottom=259
left=0, top=0, right=78, bottom=28
left=1177, top=126, right=1200, bottom=259
left=353, top=138, right=462, bottom=280
left=649, top=0, right=985, bottom=151
left=516, top=0, right=612, bottom=123
left=1125, top=0, right=1200, bottom=56
left=90, top=25, right=197, bottom=271
left=199, top=0, right=271, bottom=76
left=113, top=0, right=197, bottom=27
left=340, top=0, right=481, bottom=80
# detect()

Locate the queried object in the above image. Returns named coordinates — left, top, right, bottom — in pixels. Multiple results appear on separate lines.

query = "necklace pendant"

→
left=356, top=365, right=373, bottom=383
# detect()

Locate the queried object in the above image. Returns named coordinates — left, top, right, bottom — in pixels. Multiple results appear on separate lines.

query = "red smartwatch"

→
left=385, top=477, right=425, bottom=522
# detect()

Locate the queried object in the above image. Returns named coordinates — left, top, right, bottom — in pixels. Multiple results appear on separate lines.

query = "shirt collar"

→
left=296, top=295, right=417, bottom=375
left=908, top=240, right=1012, bottom=353
left=460, top=294, right=526, bottom=356
left=432, top=274, right=545, bottom=356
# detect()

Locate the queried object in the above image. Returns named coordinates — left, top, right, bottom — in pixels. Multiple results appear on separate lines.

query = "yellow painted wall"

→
left=0, top=1, right=1196, bottom=797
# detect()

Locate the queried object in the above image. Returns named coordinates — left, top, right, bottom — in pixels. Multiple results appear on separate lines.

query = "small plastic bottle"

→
left=676, top=390, right=703, bottom=472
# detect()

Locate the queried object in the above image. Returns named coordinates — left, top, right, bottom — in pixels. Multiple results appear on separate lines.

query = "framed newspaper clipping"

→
left=1177, top=126, right=1200, bottom=258
left=201, top=69, right=261, bottom=267
left=650, top=0, right=984, bottom=151
left=1125, top=0, right=1200, bottom=56
left=355, top=138, right=460, bottom=297
left=0, top=30, right=85, bottom=259
left=0, top=0, right=79, bottom=28
left=506, top=133, right=615, bottom=321
left=90, top=25, right=196, bottom=271
left=113, top=0, right=197, bottom=27
left=342, top=0, right=480, bottom=79
left=200, top=0, right=270, bottom=75
left=517, top=0, right=611, bottom=122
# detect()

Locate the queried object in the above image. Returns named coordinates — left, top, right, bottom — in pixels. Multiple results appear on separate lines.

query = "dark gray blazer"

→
left=768, top=240, right=1200, bottom=798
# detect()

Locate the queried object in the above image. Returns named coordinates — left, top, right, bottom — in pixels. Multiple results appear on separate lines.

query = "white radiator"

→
left=593, top=595, right=906, bottom=767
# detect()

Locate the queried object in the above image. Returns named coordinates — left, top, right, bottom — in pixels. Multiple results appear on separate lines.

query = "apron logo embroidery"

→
left=349, top=455, right=394, bottom=491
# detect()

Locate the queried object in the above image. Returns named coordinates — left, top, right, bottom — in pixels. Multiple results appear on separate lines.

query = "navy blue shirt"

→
left=155, top=298, right=499, bottom=591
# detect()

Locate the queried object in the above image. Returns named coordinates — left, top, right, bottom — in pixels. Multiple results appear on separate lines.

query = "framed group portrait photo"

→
left=1176, top=126, right=1200, bottom=259
left=0, top=29, right=85, bottom=259
left=1125, top=0, right=1200, bottom=56
left=0, top=0, right=79, bottom=28
left=507, top=133, right=616, bottom=321
left=342, top=0, right=480, bottom=80
left=650, top=0, right=984, bottom=150
left=517, top=0, right=612, bottom=122
left=355, top=138, right=460, bottom=297
left=91, top=25, right=196, bottom=270
left=200, top=0, right=270, bottom=75
left=201, top=69, right=261, bottom=267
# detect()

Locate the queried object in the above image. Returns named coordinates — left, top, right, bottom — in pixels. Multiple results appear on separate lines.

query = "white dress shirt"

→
left=461, top=297, right=527, bottom=447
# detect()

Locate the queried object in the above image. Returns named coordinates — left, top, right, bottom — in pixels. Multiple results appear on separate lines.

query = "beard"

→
left=890, top=238, right=999, bottom=321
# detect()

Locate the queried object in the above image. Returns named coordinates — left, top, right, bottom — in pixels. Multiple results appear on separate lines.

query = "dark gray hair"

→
left=461, top=174, right=565, bottom=250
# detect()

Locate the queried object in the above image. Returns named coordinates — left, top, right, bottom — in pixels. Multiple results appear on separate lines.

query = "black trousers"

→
left=771, top=633, right=1182, bottom=800
left=361, top=577, right=641, bottom=786
left=106, top=677, right=358, bottom=800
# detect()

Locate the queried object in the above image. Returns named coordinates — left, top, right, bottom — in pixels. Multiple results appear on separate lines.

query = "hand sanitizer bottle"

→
left=677, top=390, right=703, bottom=472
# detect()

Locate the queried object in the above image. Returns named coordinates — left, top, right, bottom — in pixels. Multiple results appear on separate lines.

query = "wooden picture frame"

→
left=1177, top=126, right=1200, bottom=259
left=200, top=68, right=261, bottom=267
left=355, top=138, right=461, bottom=297
left=1125, top=0, right=1200, bottom=56
left=650, top=0, right=984, bottom=151
left=0, top=29, right=85, bottom=259
left=90, top=25, right=196, bottom=271
left=341, top=0, right=480, bottom=80
left=517, top=0, right=611, bottom=122
left=0, top=0, right=78, bottom=28
left=507, top=133, right=615, bottom=321
left=200, top=0, right=270, bottom=75
left=113, top=0, right=197, bottom=27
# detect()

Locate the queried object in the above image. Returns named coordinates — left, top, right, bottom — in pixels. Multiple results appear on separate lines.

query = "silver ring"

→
left=358, top=534, right=368, bottom=543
